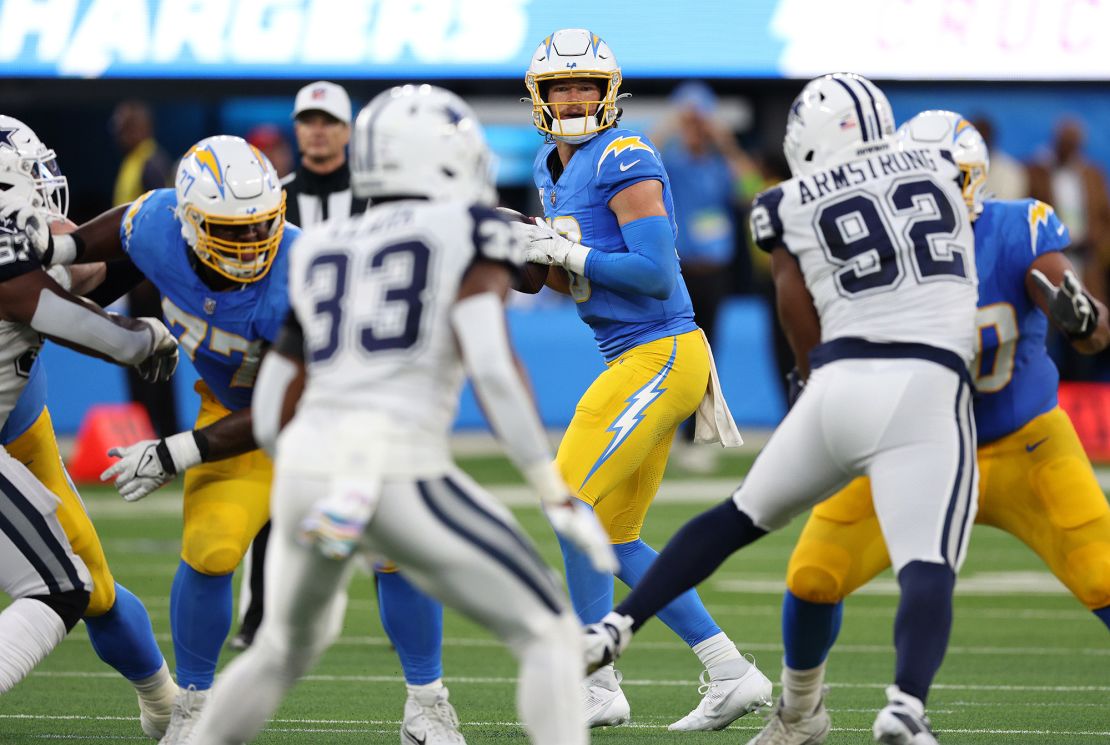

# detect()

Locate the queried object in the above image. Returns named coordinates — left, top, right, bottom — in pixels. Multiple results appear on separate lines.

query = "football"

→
left=497, top=207, right=549, bottom=294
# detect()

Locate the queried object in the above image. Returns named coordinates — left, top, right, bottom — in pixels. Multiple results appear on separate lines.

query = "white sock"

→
left=131, top=659, right=172, bottom=695
left=0, top=598, right=67, bottom=693
left=692, top=632, right=751, bottom=680
left=781, top=660, right=826, bottom=716
left=407, top=679, right=445, bottom=695
left=516, top=614, right=587, bottom=745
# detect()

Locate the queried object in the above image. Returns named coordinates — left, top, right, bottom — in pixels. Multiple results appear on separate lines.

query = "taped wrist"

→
left=157, top=431, right=204, bottom=474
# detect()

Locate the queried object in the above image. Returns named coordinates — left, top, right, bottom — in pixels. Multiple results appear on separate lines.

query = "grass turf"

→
left=1, top=453, right=1107, bottom=743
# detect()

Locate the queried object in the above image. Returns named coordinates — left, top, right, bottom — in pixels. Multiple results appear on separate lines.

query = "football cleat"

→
left=583, top=665, right=631, bottom=728
left=744, top=690, right=831, bottom=745
left=872, top=685, right=939, bottom=745
left=136, top=664, right=178, bottom=739
left=583, top=611, right=633, bottom=673
left=158, top=685, right=207, bottom=745
left=401, top=685, right=466, bottom=744
left=669, top=665, right=773, bottom=731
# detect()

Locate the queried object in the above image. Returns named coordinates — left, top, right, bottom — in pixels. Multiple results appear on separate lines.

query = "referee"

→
left=231, top=80, right=368, bottom=650
left=282, top=80, right=368, bottom=227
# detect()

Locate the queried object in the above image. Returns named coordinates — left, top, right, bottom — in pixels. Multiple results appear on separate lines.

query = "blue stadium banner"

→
left=0, top=0, right=1107, bottom=80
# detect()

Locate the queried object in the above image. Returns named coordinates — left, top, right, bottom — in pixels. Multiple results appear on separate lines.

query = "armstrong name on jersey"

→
left=532, top=127, right=696, bottom=361
left=751, top=143, right=977, bottom=362
left=121, top=188, right=300, bottom=411
left=973, top=199, right=1070, bottom=443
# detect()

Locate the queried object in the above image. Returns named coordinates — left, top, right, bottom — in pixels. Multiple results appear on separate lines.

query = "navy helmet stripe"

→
left=832, top=77, right=869, bottom=142
left=855, top=78, right=884, bottom=139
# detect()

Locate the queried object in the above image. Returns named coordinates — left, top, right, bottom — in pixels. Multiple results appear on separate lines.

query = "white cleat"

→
left=582, top=612, right=634, bottom=674
left=136, top=665, right=178, bottom=739
left=668, top=665, right=774, bottom=731
left=583, top=665, right=631, bottom=728
left=744, top=691, right=831, bottom=745
left=872, top=686, right=938, bottom=745
left=401, top=685, right=466, bottom=744
left=158, top=685, right=208, bottom=745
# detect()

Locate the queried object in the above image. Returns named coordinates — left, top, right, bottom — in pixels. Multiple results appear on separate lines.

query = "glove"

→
left=100, top=432, right=202, bottom=502
left=133, top=318, right=180, bottom=383
left=509, top=218, right=590, bottom=274
left=1030, top=268, right=1099, bottom=339
left=544, top=499, right=619, bottom=573
left=583, top=611, right=634, bottom=673
left=0, top=198, right=51, bottom=261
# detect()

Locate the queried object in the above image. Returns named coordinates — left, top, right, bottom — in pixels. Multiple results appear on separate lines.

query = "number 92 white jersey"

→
left=287, top=200, right=523, bottom=454
left=750, top=143, right=978, bottom=362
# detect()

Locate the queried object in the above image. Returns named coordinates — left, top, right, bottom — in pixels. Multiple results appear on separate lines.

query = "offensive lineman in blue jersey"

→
left=745, top=112, right=1110, bottom=745
left=50, top=136, right=299, bottom=745
left=505, top=28, right=771, bottom=729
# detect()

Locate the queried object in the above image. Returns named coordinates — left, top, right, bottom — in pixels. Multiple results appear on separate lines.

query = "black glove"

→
left=1031, top=268, right=1099, bottom=340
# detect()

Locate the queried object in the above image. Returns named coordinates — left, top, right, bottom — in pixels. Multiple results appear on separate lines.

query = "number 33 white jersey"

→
left=751, top=142, right=978, bottom=362
left=287, top=200, right=523, bottom=456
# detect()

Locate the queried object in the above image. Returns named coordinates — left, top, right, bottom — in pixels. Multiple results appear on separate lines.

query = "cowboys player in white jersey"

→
left=0, top=151, right=178, bottom=692
left=187, top=84, right=615, bottom=745
left=584, top=73, right=978, bottom=745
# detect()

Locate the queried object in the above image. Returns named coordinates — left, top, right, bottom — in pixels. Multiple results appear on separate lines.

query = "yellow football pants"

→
left=556, top=330, right=709, bottom=543
left=6, top=407, right=116, bottom=615
left=181, top=382, right=273, bottom=576
left=788, top=406, right=1110, bottom=610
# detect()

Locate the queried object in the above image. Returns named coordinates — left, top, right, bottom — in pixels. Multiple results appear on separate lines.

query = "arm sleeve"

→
left=250, top=351, right=300, bottom=458
left=450, top=292, right=555, bottom=475
left=582, top=215, right=677, bottom=299
left=30, top=289, right=153, bottom=365
left=749, top=186, right=786, bottom=253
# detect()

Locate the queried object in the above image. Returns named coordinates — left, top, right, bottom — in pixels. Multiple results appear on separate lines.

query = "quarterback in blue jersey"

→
left=504, top=28, right=771, bottom=730
left=58, top=136, right=298, bottom=745
left=745, top=112, right=1110, bottom=745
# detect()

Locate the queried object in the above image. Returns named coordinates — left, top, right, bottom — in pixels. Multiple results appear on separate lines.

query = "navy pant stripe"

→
left=0, top=471, right=83, bottom=591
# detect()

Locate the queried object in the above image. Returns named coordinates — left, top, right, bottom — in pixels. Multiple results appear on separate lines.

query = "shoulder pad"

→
left=750, top=186, right=786, bottom=253
left=469, top=205, right=524, bottom=267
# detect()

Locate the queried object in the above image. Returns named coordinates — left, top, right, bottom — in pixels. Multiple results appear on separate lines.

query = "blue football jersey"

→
left=532, top=127, right=696, bottom=360
left=973, top=199, right=1070, bottom=443
left=120, top=189, right=299, bottom=411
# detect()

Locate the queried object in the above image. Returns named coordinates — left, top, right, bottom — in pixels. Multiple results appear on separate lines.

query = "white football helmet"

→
left=175, top=135, right=285, bottom=283
left=525, top=29, right=622, bottom=144
left=350, top=84, right=496, bottom=206
left=783, top=73, right=895, bottom=178
left=0, top=115, right=68, bottom=220
left=898, top=110, right=990, bottom=219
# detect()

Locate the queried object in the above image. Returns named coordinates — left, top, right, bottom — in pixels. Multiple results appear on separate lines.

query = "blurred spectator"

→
left=653, top=81, right=755, bottom=472
left=1028, top=117, right=1110, bottom=379
left=246, top=124, right=294, bottom=179
left=973, top=116, right=1028, bottom=200
left=111, top=100, right=178, bottom=438
left=284, top=80, right=367, bottom=227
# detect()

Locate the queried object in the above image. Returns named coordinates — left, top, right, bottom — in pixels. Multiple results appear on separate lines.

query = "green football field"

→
left=1, top=453, right=1107, bottom=743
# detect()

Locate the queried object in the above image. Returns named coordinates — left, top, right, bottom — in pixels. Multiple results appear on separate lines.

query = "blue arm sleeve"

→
left=583, top=215, right=677, bottom=300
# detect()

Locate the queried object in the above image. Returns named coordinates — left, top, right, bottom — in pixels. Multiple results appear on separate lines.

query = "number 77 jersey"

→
left=750, top=144, right=978, bottom=362
left=121, top=188, right=300, bottom=411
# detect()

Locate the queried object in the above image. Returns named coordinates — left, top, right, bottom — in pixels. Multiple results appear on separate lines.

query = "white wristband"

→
left=164, top=431, right=203, bottom=473
left=523, top=460, right=570, bottom=507
left=564, top=243, right=591, bottom=275
left=49, top=233, right=78, bottom=266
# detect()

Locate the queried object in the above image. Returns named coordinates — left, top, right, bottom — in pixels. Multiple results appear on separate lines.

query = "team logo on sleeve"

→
left=596, top=136, right=654, bottom=175
left=1027, top=201, right=1054, bottom=255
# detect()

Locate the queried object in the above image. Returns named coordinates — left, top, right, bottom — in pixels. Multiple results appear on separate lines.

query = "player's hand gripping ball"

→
left=497, top=207, right=549, bottom=294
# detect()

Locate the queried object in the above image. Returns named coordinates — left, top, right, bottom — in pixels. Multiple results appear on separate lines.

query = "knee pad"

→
left=787, top=541, right=853, bottom=604
left=30, top=589, right=90, bottom=632
left=182, top=537, right=243, bottom=576
left=1065, top=541, right=1110, bottom=610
